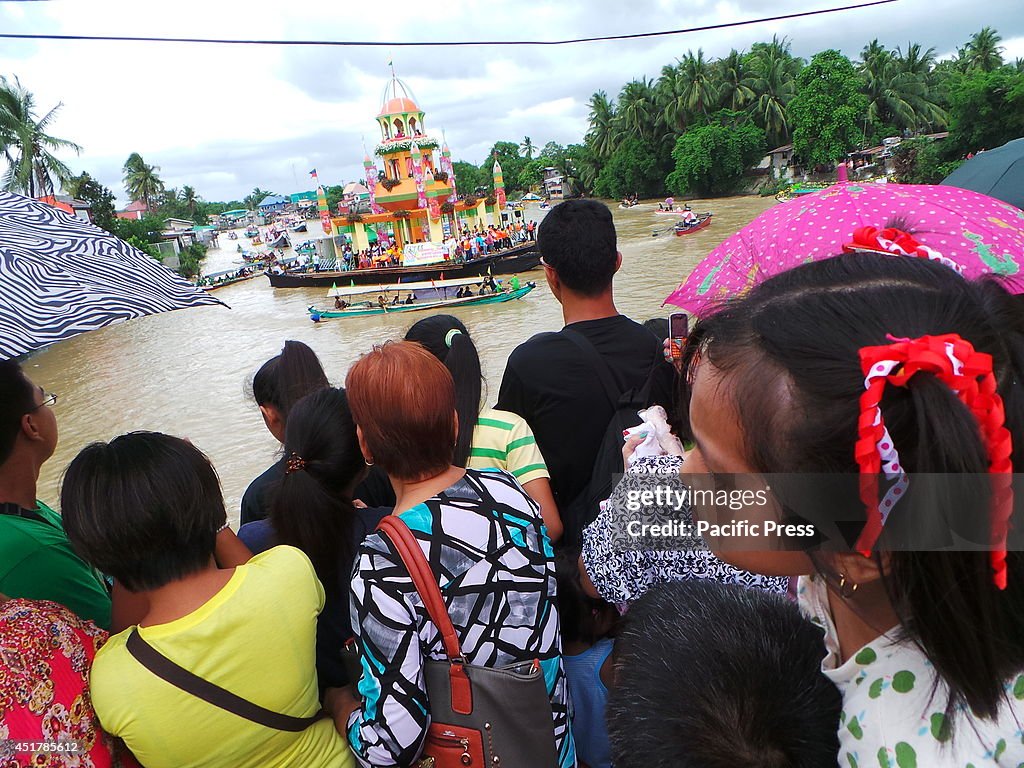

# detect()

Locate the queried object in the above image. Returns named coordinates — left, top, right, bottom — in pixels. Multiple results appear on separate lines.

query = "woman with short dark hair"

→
left=61, top=432, right=352, bottom=768
left=332, top=341, right=574, bottom=768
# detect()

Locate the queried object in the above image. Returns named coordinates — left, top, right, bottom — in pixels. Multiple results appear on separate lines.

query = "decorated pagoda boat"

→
left=268, top=71, right=539, bottom=289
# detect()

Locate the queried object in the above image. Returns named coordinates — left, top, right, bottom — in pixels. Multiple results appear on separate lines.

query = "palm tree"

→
left=519, top=136, right=535, bottom=160
left=244, top=187, right=273, bottom=211
left=180, top=185, right=199, bottom=216
left=716, top=49, right=757, bottom=112
left=122, top=152, right=164, bottom=210
left=859, top=41, right=916, bottom=130
left=748, top=39, right=801, bottom=147
left=614, top=78, right=660, bottom=145
left=0, top=76, right=81, bottom=197
left=678, top=50, right=718, bottom=118
left=963, top=27, right=1004, bottom=72
left=586, top=90, right=617, bottom=159
left=858, top=41, right=948, bottom=134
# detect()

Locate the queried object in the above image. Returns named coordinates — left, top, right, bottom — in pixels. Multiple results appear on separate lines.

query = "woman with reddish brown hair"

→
left=332, top=341, right=575, bottom=768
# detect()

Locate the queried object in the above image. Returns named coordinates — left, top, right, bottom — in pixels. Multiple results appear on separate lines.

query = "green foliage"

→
left=947, top=68, right=1024, bottom=155
left=204, top=200, right=246, bottom=215
left=517, top=158, right=545, bottom=190
left=243, top=187, right=274, bottom=211
left=106, top=213, right=164, bottom=259
left=563, top=143, right=599, bottom=196
left=122, top=152, right=164, bottom=209
left=891, top=138, right=963, bottom=184
left=666, top=118, right=765, bottom=196
left=176, top=242, right=207, bottom=279
left=452, top=161, right=487, bottom=194
left=0, top=75, right=81, bottom=196
left=63, top=172, right=116, bottom=231
left=484, top=141, right=528, bottom=194
left=790, top=50, right=867, bottom=167
left=324, top=184, right=344, bottom=212
left=593, top=136, right=669, bottom=199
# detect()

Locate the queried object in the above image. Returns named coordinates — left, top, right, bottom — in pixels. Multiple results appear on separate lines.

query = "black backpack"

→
left=558, top=328, right=662, bottom=547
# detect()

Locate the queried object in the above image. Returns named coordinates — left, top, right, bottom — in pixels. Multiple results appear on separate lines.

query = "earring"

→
left=838, top=573, right=859, bottom=599
left=365, top=457, right=374, bottom=466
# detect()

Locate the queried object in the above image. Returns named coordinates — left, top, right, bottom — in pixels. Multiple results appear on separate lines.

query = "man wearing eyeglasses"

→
left=0, top=359, right=111, bottom=628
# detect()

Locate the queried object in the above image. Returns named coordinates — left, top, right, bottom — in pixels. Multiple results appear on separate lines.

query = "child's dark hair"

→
left=61, top=432, right=225, bottom=592
left=0, top=359, right=35, bottom=465
left=681, top=252, right=1024, bottom=720
left=609, top=580, right=841, bottom=768
left=251, top=340, right=329, bottom=418
left=554, top=548, right=617, bottom=645
left=404, top=315, right=481, bottom=468
left=271, top=387, right=364, bottom=593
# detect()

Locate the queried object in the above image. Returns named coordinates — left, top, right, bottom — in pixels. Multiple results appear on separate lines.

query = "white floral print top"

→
left=798, top=575, right=1024, bottom=767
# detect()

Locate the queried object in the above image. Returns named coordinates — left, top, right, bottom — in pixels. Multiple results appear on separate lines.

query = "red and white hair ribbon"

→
left=856, top=333, right=1013, bottom=589
left=843, top=226, right=964, bottom=274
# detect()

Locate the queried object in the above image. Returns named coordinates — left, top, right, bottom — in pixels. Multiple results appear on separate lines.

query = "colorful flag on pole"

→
left=309, top=169, right=318, bottom=178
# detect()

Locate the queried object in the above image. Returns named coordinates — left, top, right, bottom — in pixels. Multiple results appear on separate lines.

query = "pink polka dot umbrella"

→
left=663, top=182, right=1024, bottom=317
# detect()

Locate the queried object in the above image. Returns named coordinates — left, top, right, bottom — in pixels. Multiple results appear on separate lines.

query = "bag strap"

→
left=376, top=515, right=474, bottom=715
left=125, top=629, right=324, bottom=732
left=562, top=328, right=663, bottom=409
left=560, top=328, right=621, bottom=407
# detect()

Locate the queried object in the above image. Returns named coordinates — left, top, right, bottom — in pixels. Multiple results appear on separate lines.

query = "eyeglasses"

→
left=27, top=391, right=58, bottom=412
left=539, top=256, right=554, bottom=269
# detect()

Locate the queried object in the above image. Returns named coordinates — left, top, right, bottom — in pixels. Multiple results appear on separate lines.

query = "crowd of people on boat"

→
left=293, top=220, right=538, bottom=274
left=4, top=198, right=1024, bottom=767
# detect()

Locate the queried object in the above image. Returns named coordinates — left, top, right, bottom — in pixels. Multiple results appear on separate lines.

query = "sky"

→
left=0, top=0, right=1022, bottom=206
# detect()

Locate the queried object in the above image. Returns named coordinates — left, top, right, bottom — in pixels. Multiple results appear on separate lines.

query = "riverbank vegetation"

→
left=457, top=27, right=1022, bottom=200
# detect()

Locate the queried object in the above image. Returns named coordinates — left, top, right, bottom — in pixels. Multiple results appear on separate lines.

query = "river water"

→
left=31, top=195, right=775, bottom=522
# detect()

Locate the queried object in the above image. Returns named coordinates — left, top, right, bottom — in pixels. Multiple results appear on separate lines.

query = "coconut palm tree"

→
left=180, top=185, right=199, bottom=216
left=748, top=40, right=801, bottom=147
left=963, top=27, right=1004, bottom=72
left=716, top=49, right=757, bottom=112
left=858, top=41, right=948, bottom=133
left=614, top=78, right=660, bottom=145
left=677, top=50, right=718, bottom=119
left=0, top=76, right=81, bottom=197
left=244, top=187, right=273, bottom=211
left=586, top=91, right=617, bottom=160
left=519, top=136, right=535, bottom=160
left=122, top=152, right=165, bottom=210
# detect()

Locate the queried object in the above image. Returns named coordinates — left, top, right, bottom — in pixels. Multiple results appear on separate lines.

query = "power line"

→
left=0, top=0, right=897, bottom=48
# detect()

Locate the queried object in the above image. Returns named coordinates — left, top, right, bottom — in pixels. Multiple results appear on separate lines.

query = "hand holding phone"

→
left=668, top=312, right=689, bottom=363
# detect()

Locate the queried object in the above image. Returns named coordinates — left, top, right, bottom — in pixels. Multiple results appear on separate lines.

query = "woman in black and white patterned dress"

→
left=328, top=341, right=576, bottom=768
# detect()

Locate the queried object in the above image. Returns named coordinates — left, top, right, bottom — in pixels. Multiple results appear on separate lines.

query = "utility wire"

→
left=0, top=0, right=897, bottom=47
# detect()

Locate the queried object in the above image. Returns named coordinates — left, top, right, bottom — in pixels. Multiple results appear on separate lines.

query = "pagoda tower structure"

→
left=372, top=76, right=454, bottom=247
left=332, top=73, right=492, bottom=255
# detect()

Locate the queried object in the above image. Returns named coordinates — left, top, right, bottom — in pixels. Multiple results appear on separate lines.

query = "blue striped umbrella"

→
left=0, top=191, right=224, bottom=359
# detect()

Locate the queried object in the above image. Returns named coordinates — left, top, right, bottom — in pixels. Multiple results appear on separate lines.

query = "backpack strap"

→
left=125, top=629, right=325, bottom=732
left=560, top=328, right=621, bottom=407
left=376, top=515, right=474, bottom=716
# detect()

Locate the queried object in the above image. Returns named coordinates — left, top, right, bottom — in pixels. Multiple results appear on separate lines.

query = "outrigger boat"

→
left=290, top=221, right=308, bottom=233
left=674, top=213, right=713, bottom=235
left=309, top=276, right=536, bottom=320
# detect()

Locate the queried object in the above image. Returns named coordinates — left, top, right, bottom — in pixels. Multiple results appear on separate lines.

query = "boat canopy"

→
left=327, top=275, right=489, bottom=297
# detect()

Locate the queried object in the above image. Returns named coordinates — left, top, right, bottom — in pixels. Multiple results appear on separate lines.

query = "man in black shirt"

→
left=497, top=200, right=675, bottom=544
